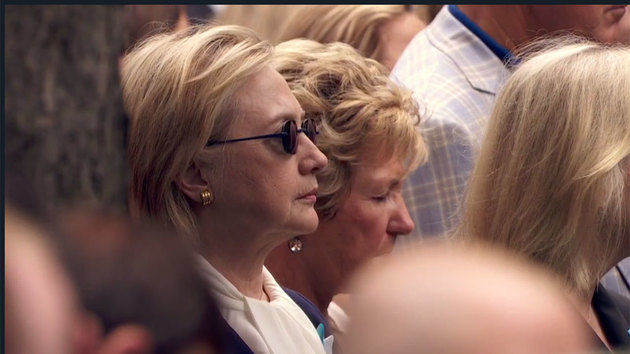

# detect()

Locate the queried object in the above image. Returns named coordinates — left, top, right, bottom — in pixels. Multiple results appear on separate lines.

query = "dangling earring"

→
left=288, top=237, right=303, bottom=253
left=200, top=190, right=214, bottom=206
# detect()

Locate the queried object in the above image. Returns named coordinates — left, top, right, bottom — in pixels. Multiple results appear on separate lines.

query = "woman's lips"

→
left=299, top=194, right=317, bottom=203
left=298, top=188, right=318, bottom=203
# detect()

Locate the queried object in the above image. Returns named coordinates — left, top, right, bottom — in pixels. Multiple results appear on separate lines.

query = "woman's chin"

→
left=291, top=210, right=320, bottom=235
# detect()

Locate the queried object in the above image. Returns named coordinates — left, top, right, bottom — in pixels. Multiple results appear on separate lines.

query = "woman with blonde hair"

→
left=458, top=37, right=630, bottom=351
left=121, top=25, right=328, bottom=353
left=278, top=5, right=425, bottom=70
left=265, top=39, right=427, bottom=347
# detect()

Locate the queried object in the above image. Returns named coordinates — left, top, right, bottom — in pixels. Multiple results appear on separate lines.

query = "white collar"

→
left=195, top=254, right=326, bottom=354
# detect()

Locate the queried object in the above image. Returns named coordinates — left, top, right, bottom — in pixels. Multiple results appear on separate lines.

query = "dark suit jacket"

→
left=592, top=284, right=630, bottom=352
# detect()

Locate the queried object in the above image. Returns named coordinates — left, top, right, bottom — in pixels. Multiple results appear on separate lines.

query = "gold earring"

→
left=200, top=190, right=214, bottom=206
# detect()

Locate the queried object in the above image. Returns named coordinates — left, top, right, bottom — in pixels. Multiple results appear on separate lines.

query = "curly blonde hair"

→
left=459, top=36, right=630, bottom=296
left=121, top=25, right=273, bottom=245
left=272, top=39, right=427, bottom=218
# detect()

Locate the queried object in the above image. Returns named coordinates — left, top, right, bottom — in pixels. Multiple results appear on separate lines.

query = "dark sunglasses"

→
left=206, top=119, right=318, bottom=155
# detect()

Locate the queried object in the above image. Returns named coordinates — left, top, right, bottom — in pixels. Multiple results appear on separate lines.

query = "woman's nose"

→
left=298, top=133, right=328, bottom=174
left=388, top=195, right=415, bottom=235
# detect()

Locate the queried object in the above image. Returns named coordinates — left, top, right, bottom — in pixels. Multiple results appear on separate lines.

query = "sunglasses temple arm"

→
left=207, top=132, right=287, bottom=146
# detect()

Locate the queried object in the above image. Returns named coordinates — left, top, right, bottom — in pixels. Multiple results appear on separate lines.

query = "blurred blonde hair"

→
left=272, top=39, right=427, bottom=218
left=458, top=36, right=630, bottom=297
left=121, top=25, right=272, bottom=245
left=279, top=5, right=415, bottom=64
left=214, top=5, right=304, bottom=43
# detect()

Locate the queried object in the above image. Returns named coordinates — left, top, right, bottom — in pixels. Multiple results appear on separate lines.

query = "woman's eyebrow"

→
left=270, top=110, right=306, bottom=125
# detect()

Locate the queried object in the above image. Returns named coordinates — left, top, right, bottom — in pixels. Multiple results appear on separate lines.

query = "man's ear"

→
left=175, top=161, right=210, bottom=204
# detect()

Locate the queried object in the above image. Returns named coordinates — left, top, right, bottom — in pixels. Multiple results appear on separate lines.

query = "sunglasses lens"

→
left=284, top=120, right=298, bottom=154
left=303, top=119, right=318, bottom=143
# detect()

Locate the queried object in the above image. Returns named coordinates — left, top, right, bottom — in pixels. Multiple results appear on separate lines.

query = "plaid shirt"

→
left=391, top=6, right=510, bottom=244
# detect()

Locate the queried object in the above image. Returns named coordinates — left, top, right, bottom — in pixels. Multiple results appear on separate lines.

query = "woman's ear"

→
left=175, top=161, right=211, bottom=204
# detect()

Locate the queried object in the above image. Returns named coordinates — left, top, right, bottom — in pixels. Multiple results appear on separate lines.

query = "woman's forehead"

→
left=229, top=67, right=302, bottom=128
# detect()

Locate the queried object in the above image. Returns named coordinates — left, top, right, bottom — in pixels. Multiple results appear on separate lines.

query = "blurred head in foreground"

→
left=5, top=206, right=81, bottom=354
left=341, top=240, right=593, bottom=354
left=57, top=210, right=223, bottom=354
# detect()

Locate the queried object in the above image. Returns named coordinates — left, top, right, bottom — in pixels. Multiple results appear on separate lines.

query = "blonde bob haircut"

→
left=279, top=5, right=414, bottom=64
left=121, top=25, right=273, bottom=245
left=272, top=39, right=427, bottom=219
left=458, top=37, right=630, bottom=297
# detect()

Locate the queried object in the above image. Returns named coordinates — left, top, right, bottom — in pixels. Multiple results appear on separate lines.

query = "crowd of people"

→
left=6, top=5, right=630, bottom=354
